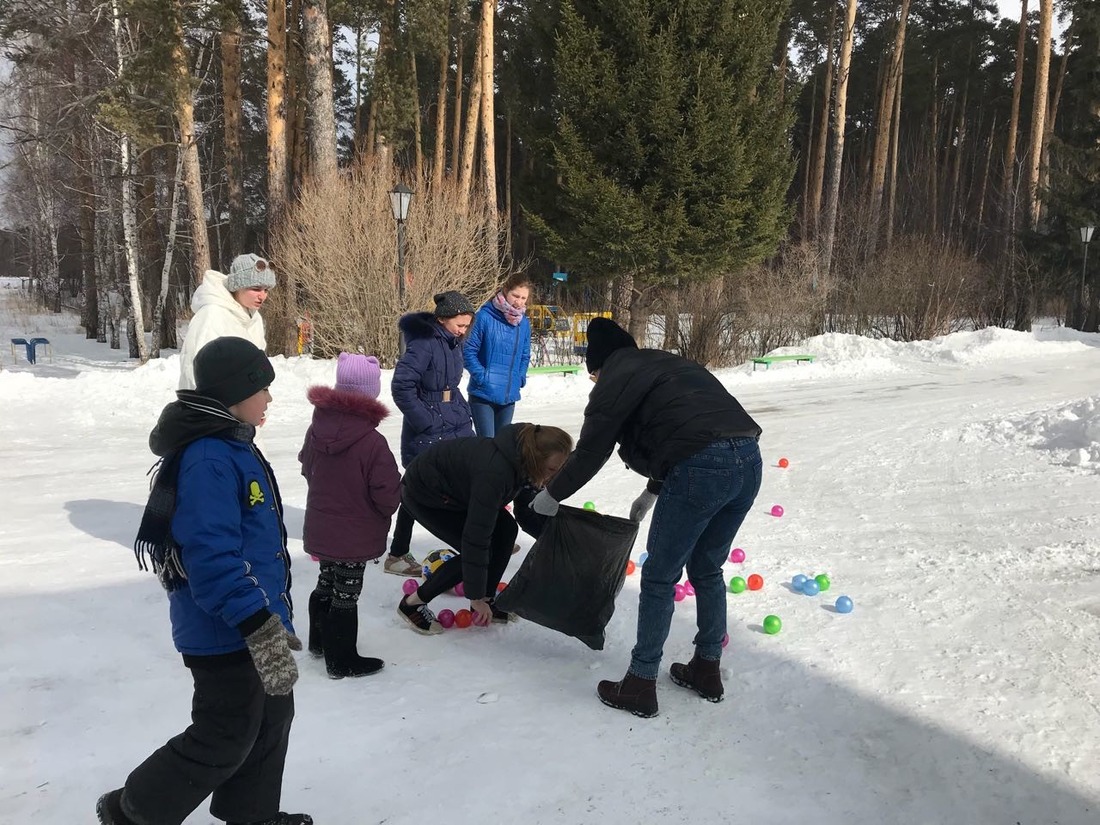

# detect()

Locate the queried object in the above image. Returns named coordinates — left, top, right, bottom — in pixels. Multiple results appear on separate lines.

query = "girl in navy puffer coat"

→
left=384, top=291, right=476, bottom=575
left=463, top=273, right=532, bottom=437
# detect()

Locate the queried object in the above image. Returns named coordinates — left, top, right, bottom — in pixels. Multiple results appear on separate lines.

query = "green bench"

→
left=527, top=364, right=583, bottom=376
left=751, top=354, right=815, bottom=371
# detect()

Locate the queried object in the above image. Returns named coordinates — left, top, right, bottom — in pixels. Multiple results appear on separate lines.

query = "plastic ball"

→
left=778, top=457, right=790, bottom=468
left=814, top=574, right=831, bottom=592
left=421, top=548, right=457, bottom=580
left=454, top=609, right=473, bottom=628
left=583, top=501, right=596, bottom=511
left=496, top=582, right=507, bottom=593
left=625, top=560, right=636, bottom=575
left=835, top=596, right=854, bottom=614
left=673, top=584, right=687, bottom=602
left=454, top=582, right=465, bottom=598
left=721, top=632, right=730, bottom=648
left=309, top=554, right=319, bottom=562
left=728, top=577, right=747, bottom=594
left=729, top=548, right=746, bottom=564
left=763, top=615, right=782, bottom=635
left=401, top=579, right=419, bottom=596
left=770, top=504, right=784, bottom=517
left=791, top=574, right=808, bottom=592
left=802, top=579, right=820, bottom=596
left=639, top=552, right=648, bottom=565
left=683, top=581, right=695, bottom=596
left=747, top=574, right=764, bottom=591
left=437, top=609, right=455, bottom=629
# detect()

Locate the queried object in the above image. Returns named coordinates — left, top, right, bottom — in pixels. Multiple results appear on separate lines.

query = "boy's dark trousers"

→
left=119, top=654, right=294, bottom=825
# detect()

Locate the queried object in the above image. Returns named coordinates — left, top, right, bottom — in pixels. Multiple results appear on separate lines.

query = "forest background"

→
left=0, top=0, right=1095, bottom=368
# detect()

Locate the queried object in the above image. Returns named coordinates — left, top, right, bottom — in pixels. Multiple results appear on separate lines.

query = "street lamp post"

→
left=1080, top=226, right=1095, bottom=328
left=389, top=183, right=413, bottom=358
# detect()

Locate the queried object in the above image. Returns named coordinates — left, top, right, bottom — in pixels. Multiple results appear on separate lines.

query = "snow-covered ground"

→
left=2, top=283, right=1099, bottom=824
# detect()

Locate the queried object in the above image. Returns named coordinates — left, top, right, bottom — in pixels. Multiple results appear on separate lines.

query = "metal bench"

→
left=751, top=354, right=815, bottom=371
left=10, top=337, right=52, bottom=365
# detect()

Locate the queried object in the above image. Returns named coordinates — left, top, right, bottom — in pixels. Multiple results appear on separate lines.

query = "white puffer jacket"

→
left=178, top=269, right=268, bottom=390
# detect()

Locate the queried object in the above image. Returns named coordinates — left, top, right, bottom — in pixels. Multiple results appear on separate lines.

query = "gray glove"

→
left=244, top=614, right=299, bottom=695
left=531, top=489, right=559, bottom=516
left=629, top=490, right=659, bottom=523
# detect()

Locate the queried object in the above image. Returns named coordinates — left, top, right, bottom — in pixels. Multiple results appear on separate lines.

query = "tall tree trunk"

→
left=411, top=49, right=424, bottom=181
left=1027, top=0, right=1053, bottom=229
left=138, top=150, right=163, bottom=326
left=221, top=9, right=246, bottom=260
left=505, top=111, right=513, bottom=233
left=1041, top=16, right=1075, bottom=194
left=353, top=10, right=365, bottom=155
left=801, top=70, right=817, bottom=235
left=819, top=0, right=858, bottom=284
left=1003, top=0, right=1028, bottom=226
left=172, top=0, right=211, bottom=285
left=451, top=30, right=464, bottom=180
left=268, top=0, right=290, bottom=234
left=302, top=0, right=338, bottom=178
left=929, top=59, right=939, bottom=235
left=433, top=30, right=449, bottom=190
left=975, top=116, right=996, bottom=239
left=371, top=0, right=396, bottom=167
left=113, top=0, right=148, bottom=362
left=868, top=0, right=911, bottom=246
left=808, top=0, right=838, bottom=238
left=478, top=0, right=497, bottom=211
left=287, top=0, right=306, bottom=187
left=74, top=117, right=98, bottom=337
left=458, top=39, right=483, bottom=212
left=885, top=63, right=903, bottom=247
left=947, top=80, right=969, bottom=238
left=151, top=151, right=184, bottom=359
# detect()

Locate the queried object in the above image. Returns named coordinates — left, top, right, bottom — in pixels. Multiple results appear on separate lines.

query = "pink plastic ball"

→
left=683, top=581, right=695, bottom=597
left=729, top=548, right=746, bottom=563
left=437, top=609, right=455, bottom=629
left=309, top=555, right=319, bottom=562
left=770, top=504, right=784, bottom=517
left=721, top=632, right=729, bottom=648
left=401, top=579, right=418, bottom=596
left=673, top=584, right=686, bottom=602
left=454, top=582, right=465, bottom=598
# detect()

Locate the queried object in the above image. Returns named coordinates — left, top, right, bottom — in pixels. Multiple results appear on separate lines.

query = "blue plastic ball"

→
left=792, top=574, right=808, bottom=591
left=802, top=579, right=820, bottom=596
left=835, top=596, right=854, bottom=614
left=639, top=552, right=648, bottom=565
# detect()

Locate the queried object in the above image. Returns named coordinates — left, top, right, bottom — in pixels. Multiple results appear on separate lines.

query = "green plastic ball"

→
left=728, top=576, right=747, bottom=594
left=763, top=615, right=782, bottom=635
left=815, top=574, right=831, bottom=592
left=583, top=501, right=596, bottom=511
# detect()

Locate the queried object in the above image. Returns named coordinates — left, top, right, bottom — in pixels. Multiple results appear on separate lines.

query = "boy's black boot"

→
left=226, top=814, right=313, bottom=825
left=323, top=607, right=384, bottom=679
left=307, top=591, right=329, bottom=658
left=596, top=672, right=658, bottom=718
left=669, top=653, right=724, bottom=702
left=96, top=789, right=136, bottom=825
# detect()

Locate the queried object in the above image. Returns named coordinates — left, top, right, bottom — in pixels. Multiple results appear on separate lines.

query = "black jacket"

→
left=547, top=348, right=761, bottom=499
left=402, top=424, right=527, bottom=599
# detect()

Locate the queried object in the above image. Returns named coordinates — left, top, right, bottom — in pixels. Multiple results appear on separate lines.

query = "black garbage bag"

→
left=495, top=504, right=638, bottom=650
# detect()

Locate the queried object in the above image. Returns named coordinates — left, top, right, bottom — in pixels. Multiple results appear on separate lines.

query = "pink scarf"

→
left=492, top=291, right=525, bottom=326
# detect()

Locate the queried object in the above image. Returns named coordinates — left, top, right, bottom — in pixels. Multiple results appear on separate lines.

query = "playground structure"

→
left=527, top=305, right=612, bottom=367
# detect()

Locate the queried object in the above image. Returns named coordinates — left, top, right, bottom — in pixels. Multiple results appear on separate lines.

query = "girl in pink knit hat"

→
left=299, top=353, right=401, bottom=679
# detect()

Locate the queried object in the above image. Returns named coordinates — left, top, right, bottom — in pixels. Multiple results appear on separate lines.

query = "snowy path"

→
left=1, top=315, right=1098, bottom=824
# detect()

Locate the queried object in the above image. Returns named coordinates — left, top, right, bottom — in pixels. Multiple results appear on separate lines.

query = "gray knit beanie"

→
left=226, top=254, right=277, bottom=294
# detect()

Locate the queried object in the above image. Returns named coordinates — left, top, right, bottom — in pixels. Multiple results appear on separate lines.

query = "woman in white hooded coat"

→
left=178, top=254, right=276, bottom=390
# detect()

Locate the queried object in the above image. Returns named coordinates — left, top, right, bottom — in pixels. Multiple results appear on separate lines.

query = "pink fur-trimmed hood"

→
left=307, top=385, right=389, bottom=426
left=304, top=385, right=391, bottom=455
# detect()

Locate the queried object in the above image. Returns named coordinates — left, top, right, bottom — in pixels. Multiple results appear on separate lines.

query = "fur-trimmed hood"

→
left=304, top=385, right=390, bottom=454
left=399, top=311, right=457, bottom=344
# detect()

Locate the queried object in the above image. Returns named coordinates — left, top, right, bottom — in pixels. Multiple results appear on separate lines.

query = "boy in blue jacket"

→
left=97, top=337, right=311, bottom=825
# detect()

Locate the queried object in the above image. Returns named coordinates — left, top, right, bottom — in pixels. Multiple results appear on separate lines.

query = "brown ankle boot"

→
left=669, top=653, right=723, bottom=702
left=597, top=672, right=658, bottom=717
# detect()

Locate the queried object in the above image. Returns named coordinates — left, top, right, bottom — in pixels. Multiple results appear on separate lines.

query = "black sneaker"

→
left=227, top=815, right=313, bottom=825
left=398, top=595, right=443, bottom=635
left=96, top=790, right=134, bottom=825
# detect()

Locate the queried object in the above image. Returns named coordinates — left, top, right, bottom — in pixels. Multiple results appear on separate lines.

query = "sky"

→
left=1, top=280, right=1099, bottom=824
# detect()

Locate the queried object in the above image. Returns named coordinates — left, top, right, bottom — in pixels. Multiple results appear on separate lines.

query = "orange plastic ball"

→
left=497, top=582, right=507, bottom=593
left=747, top=573, right=764, bottom=591
left=778, top=457, right=790, bottom=468
left=454, top=609, right=473, bottom=628
left=625, top=560, right=636, bottom=575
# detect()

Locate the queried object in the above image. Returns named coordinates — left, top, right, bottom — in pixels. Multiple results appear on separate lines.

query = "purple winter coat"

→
left=392, top=312, right=475, bottom=467
left=299, top=386, right=402, bottom=562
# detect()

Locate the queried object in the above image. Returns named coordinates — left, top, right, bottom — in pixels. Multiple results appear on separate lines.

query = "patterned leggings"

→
left=314, top=561, right=367, bottom=611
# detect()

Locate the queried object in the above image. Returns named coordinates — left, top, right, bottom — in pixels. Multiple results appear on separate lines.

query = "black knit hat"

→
left=433, top=290, right=475, bottom=318
left=194, top=337, right=276, bottom=408
left=585, top=317, right=637, bottom=373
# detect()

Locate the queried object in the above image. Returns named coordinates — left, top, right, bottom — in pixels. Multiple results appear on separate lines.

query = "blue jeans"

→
left=629, top=437, right=762, bottom=679
left=469, top=398, right=515, bottom=437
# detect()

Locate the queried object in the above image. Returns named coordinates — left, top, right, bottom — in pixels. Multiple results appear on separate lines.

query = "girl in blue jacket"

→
left=384, top=291, right=476, bottom=575
left=463, top=273, right=532, bottom=437
left=97, top=337, right=310, bottom=825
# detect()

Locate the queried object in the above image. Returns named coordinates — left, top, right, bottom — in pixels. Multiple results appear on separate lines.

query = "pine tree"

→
left=528, top=0, right=794, bottom=318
